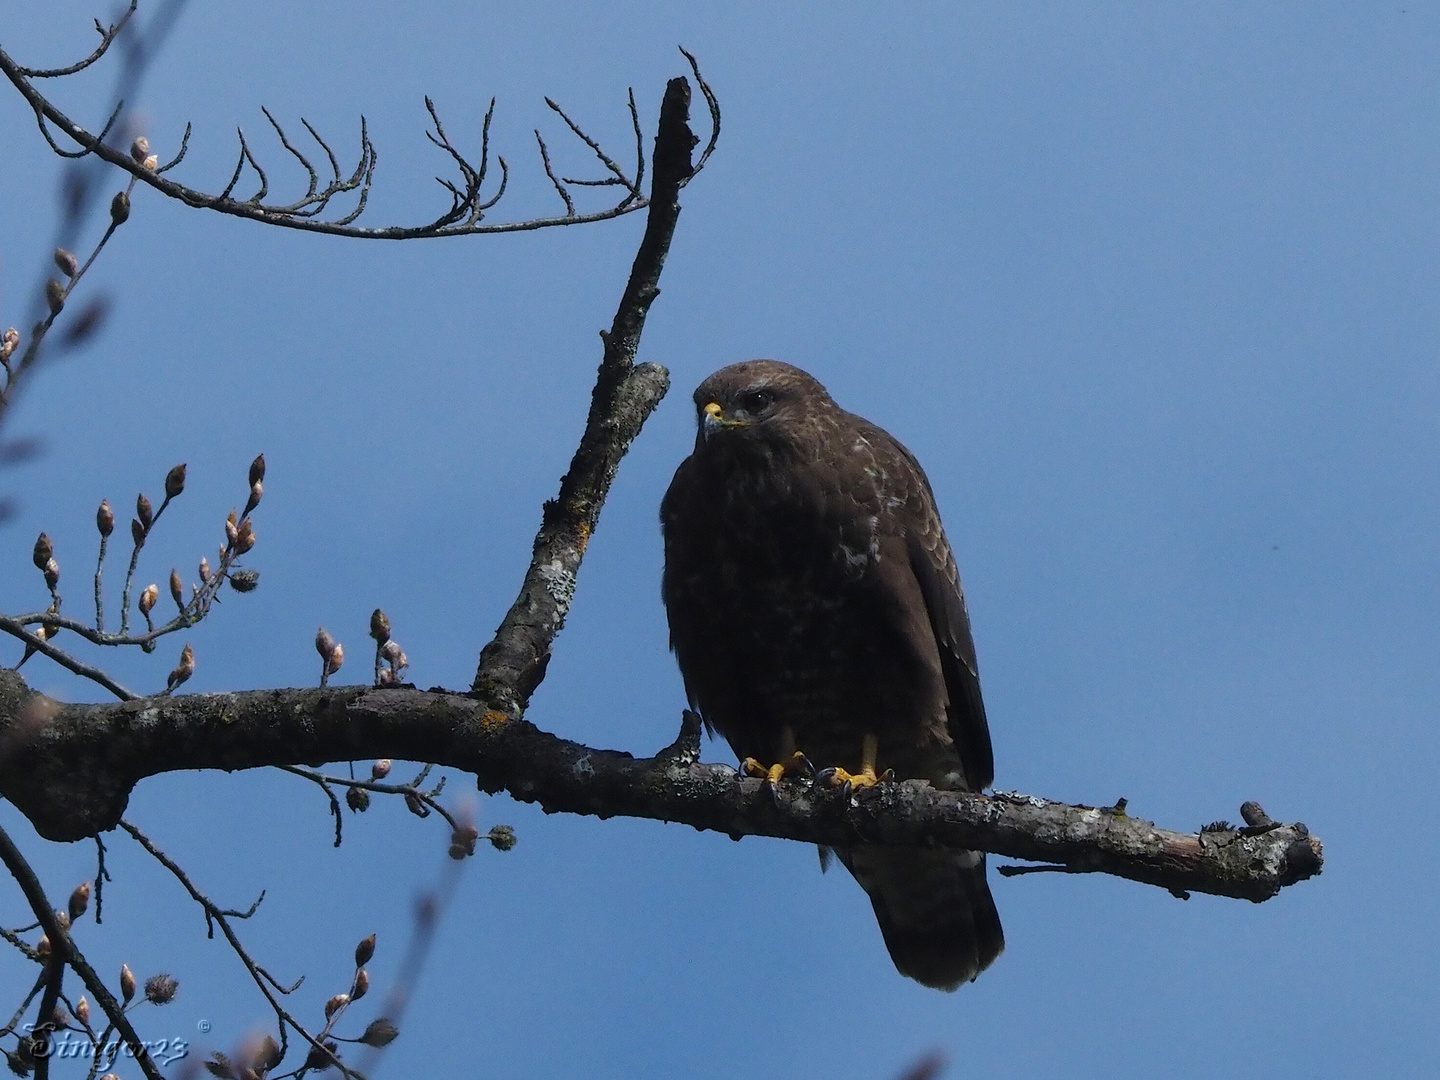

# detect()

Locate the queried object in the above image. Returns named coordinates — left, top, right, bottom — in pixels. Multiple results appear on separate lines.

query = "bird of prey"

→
left=660, top=360, right=1003, bottom=990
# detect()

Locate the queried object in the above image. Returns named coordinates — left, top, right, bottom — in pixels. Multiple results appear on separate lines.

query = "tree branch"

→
left=0, top=674, right=1321, bottom=902
left=0, top=35, right=719, bottom=240
left=471, top=72, right=697, bottom=709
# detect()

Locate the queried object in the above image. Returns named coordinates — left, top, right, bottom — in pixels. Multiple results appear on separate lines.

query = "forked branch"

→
left=0, top=15, right=720, bottom=239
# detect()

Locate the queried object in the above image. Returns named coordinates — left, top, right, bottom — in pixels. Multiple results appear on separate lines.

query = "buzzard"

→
left=660, top=360, right=1003, bottom=990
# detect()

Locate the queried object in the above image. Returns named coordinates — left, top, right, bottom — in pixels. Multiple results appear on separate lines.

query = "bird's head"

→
left=691, top=360, right=832, bottom=449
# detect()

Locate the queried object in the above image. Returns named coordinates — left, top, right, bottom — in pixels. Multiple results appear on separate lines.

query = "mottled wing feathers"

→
left=859, top=419, right=994, bottom=792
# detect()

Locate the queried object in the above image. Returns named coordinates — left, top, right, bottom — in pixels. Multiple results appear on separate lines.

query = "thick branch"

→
left=0, top=673, right=1321, bottom=902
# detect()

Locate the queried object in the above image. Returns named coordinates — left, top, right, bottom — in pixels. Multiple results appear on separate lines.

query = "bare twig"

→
left=118, top=820, right=361, bottom=1080
left=0, top=39, right=721, bottom=240
left=0, top=822, right=165, bottom=1080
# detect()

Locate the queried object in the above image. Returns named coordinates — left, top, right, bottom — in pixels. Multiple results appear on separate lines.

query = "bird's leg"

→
left=820, top=733, right=893, bottom=791
left=741, top=725, right=811, bottom=785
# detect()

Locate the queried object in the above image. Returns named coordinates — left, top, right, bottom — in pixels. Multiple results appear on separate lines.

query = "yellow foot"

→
left=819, top=764, right=894, bottom=791
left=742, top=751, right=811, bottom=786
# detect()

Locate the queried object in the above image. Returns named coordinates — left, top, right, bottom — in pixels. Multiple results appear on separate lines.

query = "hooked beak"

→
left=701, top=400, right=748, bottom=440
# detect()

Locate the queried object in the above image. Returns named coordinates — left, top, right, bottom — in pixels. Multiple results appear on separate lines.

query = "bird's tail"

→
left=839, top=844, right=1004, bottom=991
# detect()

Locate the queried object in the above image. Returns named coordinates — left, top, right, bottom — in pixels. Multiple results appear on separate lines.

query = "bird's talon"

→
left=743, top=750, right=811, bottom=787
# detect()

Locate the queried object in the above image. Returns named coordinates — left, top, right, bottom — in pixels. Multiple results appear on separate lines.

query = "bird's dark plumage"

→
left=660, top=360, right=1003, bottom=989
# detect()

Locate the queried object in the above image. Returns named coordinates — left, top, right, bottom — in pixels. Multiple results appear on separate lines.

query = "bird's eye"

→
left=741, top=389, right=774, bottom=414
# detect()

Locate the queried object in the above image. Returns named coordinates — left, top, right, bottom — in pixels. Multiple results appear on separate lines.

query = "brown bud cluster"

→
left=234, top=519, right=256, bottom=555
left=449, top=823, right=480, bottom=860
left=228, top=568, right=259, bottom=593
left=167, top=642, right=195, bottom=692
left=97, top=499, right=114, bottom=537
left=303, top=1041, right=339, bottom=1072
left=144, top=973, right=179, bottom=1005
left=359, top=1019, right=399, bottom=1048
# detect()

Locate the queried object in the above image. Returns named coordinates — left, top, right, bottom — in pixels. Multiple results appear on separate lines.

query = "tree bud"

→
left=167, top=643, right=195, bottom=692
left=68, top=881, right=90, bottom=922
left=315, top=628, right=336, bottom=658
left=198, top=556, right=211, bottom=582
left=45, top=278, right=65, bottom=315
left=43, top=558, right=59, bottom=591
left=351, top=968, right=370, bottom=1000
left=369, top=609, right=391, bottom=644
left=355, top=933, right=376, bottom=966
left=32, top=532, right=52, bottom=570
left=225, top=516, right=239, bottom=548
left=346, top=785, right=370, bottom=812
left=164, top=463, right=186, bottom=499
left=109, top=190, right=130, bottom=225
left=143, top=154, right=158, bottom=171
left=139, top=583, right=158, bottom=617
left=325, top=642, right=344, bottom=676
left=323, top=994, right=349, bottom=1019
left=131, top=518, right=145, bottom=547
left=36, top=934, right=50, bottom=957
left=130, top=136, right=150, bottom=163
left=97, top=500, right=114, bottom=537
left=169, top=569, right=184, bottom=609
left=370, top=759, right=391, bottom=781
left=136, top=493, right=153, bottom=530
left=0, top=326, right=18, bottom=363
left=234, top=519, right=255, bottom=554
left=249, top=453, right=266, bottom=488
left=120, top=963, right=136, bottom=1002
left=75, top=995, right=89, bottom=1027
left=54, top=248, right=78, bottom=278
left=243, top=479, right=262, bottom=519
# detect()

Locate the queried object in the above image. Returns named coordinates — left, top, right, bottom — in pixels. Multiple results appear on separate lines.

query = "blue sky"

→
left=1, top=3, right=1437, bottom=1077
